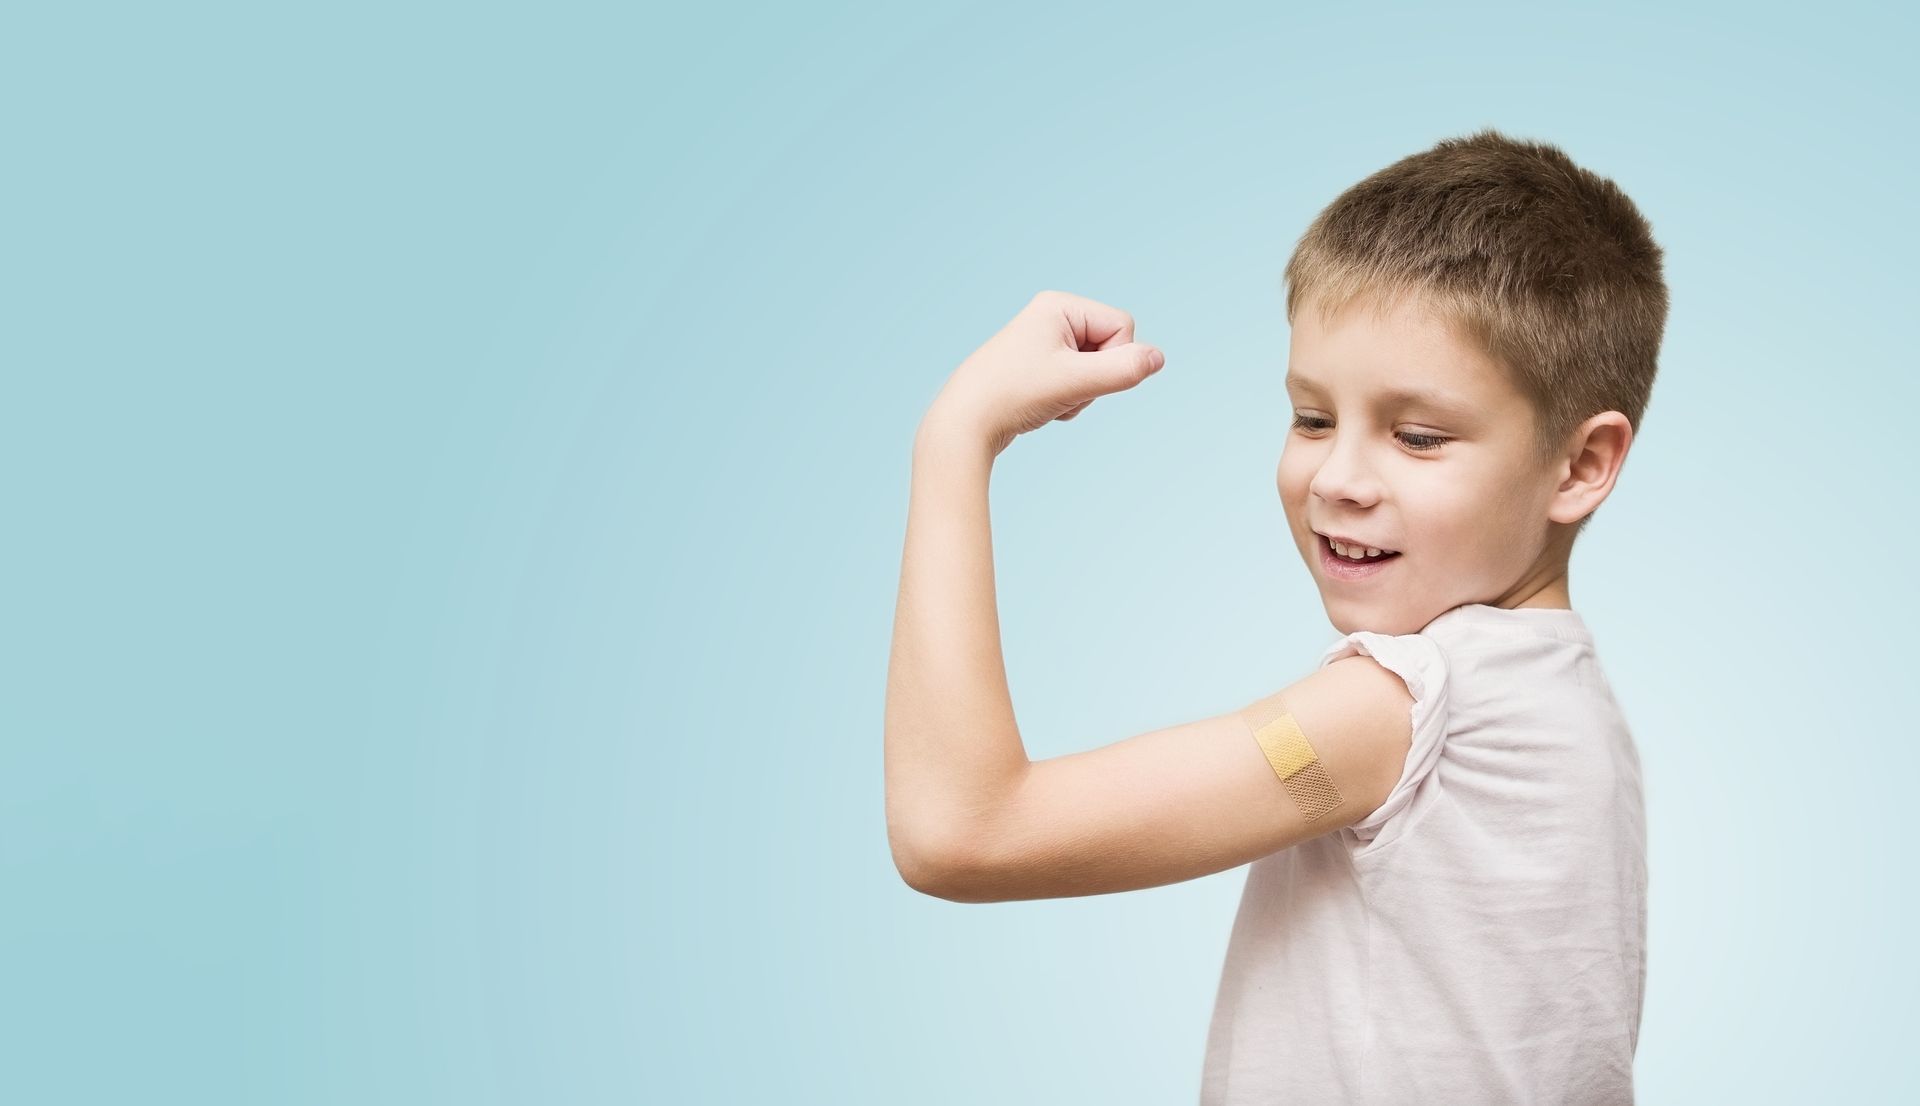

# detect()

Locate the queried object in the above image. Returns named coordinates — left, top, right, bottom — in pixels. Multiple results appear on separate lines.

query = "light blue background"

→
left=6, top=1, right=1914, bottom=1102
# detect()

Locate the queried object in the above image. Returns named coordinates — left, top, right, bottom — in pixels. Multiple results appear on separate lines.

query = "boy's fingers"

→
left=1037, top=290, right=1135, bottom=354
left=1074, top=342, right=1165, bottom=390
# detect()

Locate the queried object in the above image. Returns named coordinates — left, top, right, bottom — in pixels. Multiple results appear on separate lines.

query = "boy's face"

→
left=1279, top=292, right=1572, bottom=636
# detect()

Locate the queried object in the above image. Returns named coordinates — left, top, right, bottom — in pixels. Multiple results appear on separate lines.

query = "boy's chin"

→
left=1319, top=593, right=1426, bottom=637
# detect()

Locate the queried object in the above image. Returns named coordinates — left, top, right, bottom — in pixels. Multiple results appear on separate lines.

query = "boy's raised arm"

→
left=885, top=289, right=1160, bottom=886
left=884, top=291, right=1414, bottom=902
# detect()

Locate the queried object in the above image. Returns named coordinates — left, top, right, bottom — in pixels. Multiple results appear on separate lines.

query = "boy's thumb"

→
left=1077, top=342, right=1165, bottom=387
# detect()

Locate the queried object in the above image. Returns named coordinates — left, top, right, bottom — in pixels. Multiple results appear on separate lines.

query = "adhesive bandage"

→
left=1239, top=695, right=1345, bottom=822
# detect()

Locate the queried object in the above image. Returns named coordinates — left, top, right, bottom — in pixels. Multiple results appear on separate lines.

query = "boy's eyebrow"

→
left=1284, top=371, right=1477, bottom=420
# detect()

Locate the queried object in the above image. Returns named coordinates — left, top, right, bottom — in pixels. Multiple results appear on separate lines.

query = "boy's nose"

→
left=1308, top=440, right=1383, bottom=507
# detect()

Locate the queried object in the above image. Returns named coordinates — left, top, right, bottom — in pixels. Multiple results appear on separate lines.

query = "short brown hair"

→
left=1284, top=128, right=1668, bottom=535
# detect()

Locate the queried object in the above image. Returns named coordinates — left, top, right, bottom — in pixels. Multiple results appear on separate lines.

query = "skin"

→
left=882, top=289, right=1637, bottom=900
left=1280, top=290, right=1633, bottom=637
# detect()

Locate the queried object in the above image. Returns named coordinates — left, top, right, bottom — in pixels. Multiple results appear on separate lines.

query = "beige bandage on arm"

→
left=1238, top=694, right=1345, bottom=822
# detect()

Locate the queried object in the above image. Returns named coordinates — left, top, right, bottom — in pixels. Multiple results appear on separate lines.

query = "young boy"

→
left=884, top=128, right=1663, bottom=1103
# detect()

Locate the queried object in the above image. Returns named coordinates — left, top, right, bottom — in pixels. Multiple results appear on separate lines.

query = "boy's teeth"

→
left=1331, top=539, right=1391, bottom=560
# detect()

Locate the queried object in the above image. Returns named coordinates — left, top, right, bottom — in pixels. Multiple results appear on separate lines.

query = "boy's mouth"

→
left=1317, top=533, right=1403, bottom=580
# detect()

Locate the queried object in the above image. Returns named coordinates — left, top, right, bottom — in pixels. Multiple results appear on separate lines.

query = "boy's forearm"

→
left=884, top=419, right=1030, bottom=874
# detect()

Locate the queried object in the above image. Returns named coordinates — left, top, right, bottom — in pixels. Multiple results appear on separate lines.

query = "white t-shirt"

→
left=1200, top=603, right=1648, bottom=1104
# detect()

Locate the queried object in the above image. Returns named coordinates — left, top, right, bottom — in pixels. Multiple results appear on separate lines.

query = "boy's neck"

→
left=1501, top=571, right=1572, bottom=611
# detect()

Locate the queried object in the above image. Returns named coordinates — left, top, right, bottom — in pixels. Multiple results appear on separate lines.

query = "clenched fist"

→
left=921, top=290, right=1166, bottom=457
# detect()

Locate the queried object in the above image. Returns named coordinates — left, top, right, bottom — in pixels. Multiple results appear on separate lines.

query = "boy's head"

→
left=1276, top=129, right=1668, bottom=635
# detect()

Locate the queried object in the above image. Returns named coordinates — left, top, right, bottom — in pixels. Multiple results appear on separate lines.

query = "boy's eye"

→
left=1289, top=413, right=1450, bottom=453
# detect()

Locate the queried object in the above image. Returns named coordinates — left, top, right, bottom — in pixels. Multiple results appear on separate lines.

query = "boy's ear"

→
left=1552, top=412, right=1632, bottom=525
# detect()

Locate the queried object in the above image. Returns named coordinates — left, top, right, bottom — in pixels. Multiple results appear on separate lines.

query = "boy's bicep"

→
left=929, top=656, right=1413, bottom=903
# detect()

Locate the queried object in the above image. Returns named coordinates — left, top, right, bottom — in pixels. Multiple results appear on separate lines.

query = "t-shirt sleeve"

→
left=1315, top=630, right=1453, bottom=849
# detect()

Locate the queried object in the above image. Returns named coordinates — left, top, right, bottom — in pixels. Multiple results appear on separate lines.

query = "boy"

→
left=883, top=128, right=1663, bottom=1103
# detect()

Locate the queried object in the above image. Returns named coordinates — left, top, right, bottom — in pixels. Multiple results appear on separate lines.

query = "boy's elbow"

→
left=890, top=838, right=944, bottom=897
left=890, top=824, right=996, bottom=902
left=901, top=859, right=1001, bottom=903
left=887, top=815, right=951, bottom=897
